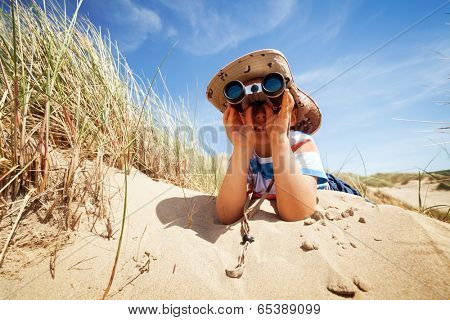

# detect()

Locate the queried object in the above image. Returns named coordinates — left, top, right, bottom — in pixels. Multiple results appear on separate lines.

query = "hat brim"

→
left=206, top=49, right=322, bottom=135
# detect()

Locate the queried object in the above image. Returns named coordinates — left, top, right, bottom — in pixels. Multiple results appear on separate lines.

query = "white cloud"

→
left=295, top=43, right=450, bottom=116
left=156, top=0, right=296, bottom=55
left=294, top=40, right=450, bottom=174
left=87, top=0, right=162, bottom=52
left=166, top=25, right=178, bottom=38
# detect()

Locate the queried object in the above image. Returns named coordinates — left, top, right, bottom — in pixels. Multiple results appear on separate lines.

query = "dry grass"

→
left=336, top=170, right=450, bottom=222
left=0, top=0, right=223, bottom=272
left=366, top=188, right=449, bottom=222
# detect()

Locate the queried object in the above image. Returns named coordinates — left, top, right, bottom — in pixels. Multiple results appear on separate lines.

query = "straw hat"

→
left=206, top=49, right=322, bottom=135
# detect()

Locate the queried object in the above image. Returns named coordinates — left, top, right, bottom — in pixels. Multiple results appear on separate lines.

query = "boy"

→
left=206, top=49, right=328, bottom=224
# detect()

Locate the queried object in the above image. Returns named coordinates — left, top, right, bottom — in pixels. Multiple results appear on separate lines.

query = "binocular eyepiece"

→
left=223, top=72, right=286, bottom=113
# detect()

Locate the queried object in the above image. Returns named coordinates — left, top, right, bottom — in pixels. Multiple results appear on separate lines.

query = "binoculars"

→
left=223, top=72, right=286, bottom=113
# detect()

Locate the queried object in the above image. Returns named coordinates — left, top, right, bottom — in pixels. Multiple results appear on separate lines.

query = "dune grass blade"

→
left=102, top=155, right=128, bottom=300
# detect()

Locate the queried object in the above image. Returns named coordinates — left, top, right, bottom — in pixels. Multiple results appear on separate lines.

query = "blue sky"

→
left=61, top=0, right=449, bottom=174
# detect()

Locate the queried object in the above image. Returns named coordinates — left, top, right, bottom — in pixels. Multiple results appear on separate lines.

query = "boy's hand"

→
left=264, top=89, right=294, bottom=142
left=223, top=102, right=255, bottom=153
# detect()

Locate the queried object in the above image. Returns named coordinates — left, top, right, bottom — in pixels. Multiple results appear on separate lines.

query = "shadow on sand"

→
left=156, top=195, right=281, bottom=244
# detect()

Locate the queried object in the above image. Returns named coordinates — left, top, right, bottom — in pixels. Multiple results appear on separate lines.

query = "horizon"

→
left=41, top=0, right=449, bottom=174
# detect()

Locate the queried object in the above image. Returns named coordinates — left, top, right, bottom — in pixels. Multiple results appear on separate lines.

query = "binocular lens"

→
left=224, top=81, right=245, bottom=104
left=223, top=73, right=286, bottom=112
left=262, top=73, right=285, bottom=97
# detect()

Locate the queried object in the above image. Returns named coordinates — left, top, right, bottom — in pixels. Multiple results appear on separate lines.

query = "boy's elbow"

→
left=215, top=202, right=240, bottom=225
left=278, top=202, right=315, bottom=222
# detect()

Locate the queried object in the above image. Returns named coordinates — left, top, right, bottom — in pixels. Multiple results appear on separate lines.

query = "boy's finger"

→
left=239, top=112, right=246, bottom=125
left=223, top=105, right=230, bottom=123
left=286, top=90, right=294, bottom=112
left=244, top=106, right=253, bottom=126
left=230, top=107, right=242, bottom=126
left=280, top=89, right=294, bottom=116
left=231, top=108, right=244, bottom=125
left=242, top=98, right=250, bottom=112
left=264, top=103, right=273, bottom=118
left=227, top=106, right=235, bottom=123
left=263, top=95, right=274, bottom=108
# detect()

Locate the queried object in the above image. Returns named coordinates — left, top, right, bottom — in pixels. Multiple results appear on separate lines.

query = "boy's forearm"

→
left=216, top=147, right=253, bottom=224
left=271, top=136, right=316, bottom=221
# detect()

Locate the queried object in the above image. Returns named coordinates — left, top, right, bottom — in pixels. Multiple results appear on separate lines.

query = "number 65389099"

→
left=257, top=303, right=320, bottom=315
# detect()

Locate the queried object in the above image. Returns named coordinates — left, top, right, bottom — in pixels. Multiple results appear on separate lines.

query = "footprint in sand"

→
left=327, top=275, right=356, bottom=297
left=336, top=240, right=349, bottom=250
left=327, top=274, right=371, bottom=297
left=353, top=275, right=371, bottom=292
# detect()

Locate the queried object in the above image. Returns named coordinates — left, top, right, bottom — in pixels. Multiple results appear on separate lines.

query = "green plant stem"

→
left=102, top=153, right=128, bottom=300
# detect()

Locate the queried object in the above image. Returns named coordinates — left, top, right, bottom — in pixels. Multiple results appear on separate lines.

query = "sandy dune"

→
left=1, top=168, right=449, bottom=299
left=374, top=180, right=450, bottom=210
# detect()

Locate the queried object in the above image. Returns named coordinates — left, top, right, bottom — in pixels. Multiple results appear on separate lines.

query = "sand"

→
left=0, top=168, right=449, bottom=300
left=374, top=180, right=450, bottom=210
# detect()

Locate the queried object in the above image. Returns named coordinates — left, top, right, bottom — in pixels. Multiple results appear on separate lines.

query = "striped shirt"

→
left=247, top=130, right=329, bottom=199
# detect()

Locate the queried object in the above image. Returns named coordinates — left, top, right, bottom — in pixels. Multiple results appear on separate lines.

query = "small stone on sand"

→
left=327, top=277, right=356, bottom=297
left=325, top=208, right=340, bottom=220
left=358, top=217, right=366, bottom=223
left=225, top=266, right=244, bottom=278
left=311, top=211, right=324, bottom=221
left=350, top=242, right=357, bottom=248
left=345, top=208, right=356, bottom=216
left=374, top=237, right=382, bottom=241
left=320, top=220, right=327, bottom=226
left=353, top=276, right=371, bottom=292
left=301, top=240, right=319, bottom=251
left=303, top=218, right=315, bottom=225
left=331, top=234, right=337, bottom=240
left=341, top=211, right=350, bottom=218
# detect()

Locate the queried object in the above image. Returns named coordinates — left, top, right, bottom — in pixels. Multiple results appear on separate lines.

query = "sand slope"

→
left=374, top=179, right=450, bottom=210
left=1, top=168, right=449, bottom=299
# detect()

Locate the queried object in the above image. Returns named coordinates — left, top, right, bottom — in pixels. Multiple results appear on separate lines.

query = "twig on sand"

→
left=49, top=244, right=58, bottom=279
left=133, top=225, right=147, bottom=262
left=109, top=255, right=152, bottom=298
left=0, top=189, right=34, bottom=268
left=67, top=256, right=97, bottom=271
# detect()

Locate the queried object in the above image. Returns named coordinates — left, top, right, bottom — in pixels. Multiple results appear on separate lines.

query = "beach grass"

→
left=0, top=0, right=222, bottom=237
